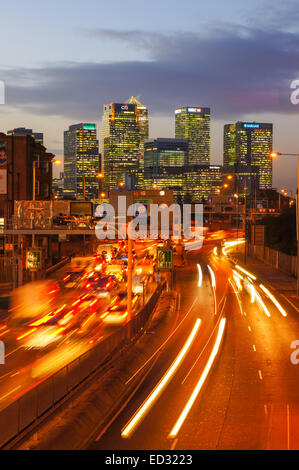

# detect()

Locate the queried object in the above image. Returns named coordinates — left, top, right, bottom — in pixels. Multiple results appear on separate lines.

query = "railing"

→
left=0, top=282, right=164, bottom=448
left=5, top=217, right=96, bottom=232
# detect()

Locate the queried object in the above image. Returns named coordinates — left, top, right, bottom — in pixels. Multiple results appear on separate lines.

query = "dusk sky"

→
left=1, top=0, right=299, bottom=191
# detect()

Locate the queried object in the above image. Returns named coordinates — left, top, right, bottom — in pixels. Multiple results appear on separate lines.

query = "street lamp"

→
left=271, top=151, right=299, bottom=295
left=97, top=172, right=104, bottom=197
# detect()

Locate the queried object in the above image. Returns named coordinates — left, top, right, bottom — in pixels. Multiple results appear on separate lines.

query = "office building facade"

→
left=144, top=138, right=188, bottom=201
left=127, top=96, right=149, bottom=185
left=101, top=103, right=140, bottom=190
left=184, top=165, right=223, bottom=202
left=223, top=121, right=273, bottom=189
left=64, top=123, right=99, bottom=199
left=0, top=132, right=54, bottom=218
left=175, top=107, right=210, bottom=165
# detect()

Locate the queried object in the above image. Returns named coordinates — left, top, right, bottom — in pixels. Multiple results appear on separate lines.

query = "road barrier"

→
left=248, top=243, right=297, bottom=277
left=0, top=283, right=164, bottom=448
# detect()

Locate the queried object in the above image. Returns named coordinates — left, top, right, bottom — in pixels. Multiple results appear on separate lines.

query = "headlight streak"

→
left=197, top=264, right=203, bottom=287
left=229, top=278, right=243, bottom=315
left=235, top=265, right=257, bottom=281
left=121, top=318, right=202, bottom=439
left=207, top=265, right=216, bottom=289
left=207, top=264, right=217, bottom=315
left=222, top=239, right=245, bottom=256
left=168, top=318, right=226, bottom=439
left=213, top=247, right=218, bottom=256
left=259, top=284, right=287, bottom=317
left=255, top=290, right=271, bottom=318
left=248, top=281, right=256, bottom=303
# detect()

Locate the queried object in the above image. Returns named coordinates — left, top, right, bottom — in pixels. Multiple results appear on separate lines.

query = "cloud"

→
left=1, top=24, right=299, bottom=122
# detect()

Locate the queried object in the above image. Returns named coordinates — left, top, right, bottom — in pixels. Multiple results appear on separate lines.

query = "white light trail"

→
left=259, top=284, right=287, bottom=317
left=197, top=264, right=203, bottom=287
left=121, top=318, right=202, bottom=439
left=169, top=318, right=226, bottom=439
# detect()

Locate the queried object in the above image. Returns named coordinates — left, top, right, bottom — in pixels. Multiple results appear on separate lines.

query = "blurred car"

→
left=90, top=276, right=117, bottom=300
left=61, top=271, right=86, bottom=290
left=100, top=304, right=128, bottom=326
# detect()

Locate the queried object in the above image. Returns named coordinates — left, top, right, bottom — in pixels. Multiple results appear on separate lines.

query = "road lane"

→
left=89, top=249, right=229, bottom=450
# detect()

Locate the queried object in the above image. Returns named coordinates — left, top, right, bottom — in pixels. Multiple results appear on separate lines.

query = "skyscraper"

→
left=127, top=96, right=149, bottom=185
left=7, top=127, right=44, bottom=146
left=101, top=102, right=140, bottom=190
left=184, top=165, right=223, bottom=202
left=223, top=124, right=237, bottom=167
left=175, top=107, right=210, bottom=165
left=64, top=123, right=99, bottom=199
left=223, top=121, right=273, bottom=189
left=144, top=138, right=188, bottom=200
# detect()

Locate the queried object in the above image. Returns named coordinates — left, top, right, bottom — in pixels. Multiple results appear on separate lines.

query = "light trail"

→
left=222, top=239, right=245, bottom=256
left=121, top=318, right=202, bottom=439
left=259, top=284, right=287, bottom=317
left=197, top=264, right=203, bottom=287
left=207, top=264, right=216, bottom=289
left=255, top=290, right=271, bottom=318
left=169, top=318, right=226, bottom=439
left=235, top=265, right=257, bottom=281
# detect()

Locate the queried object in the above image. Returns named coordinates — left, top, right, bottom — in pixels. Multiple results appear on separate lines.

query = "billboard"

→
left=26, top=248, right=42, bottom=271
left=70, top=201, right=93, bottom=217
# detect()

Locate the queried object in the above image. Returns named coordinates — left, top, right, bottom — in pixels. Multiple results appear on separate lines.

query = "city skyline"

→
left=0, top=0, right=298, bottom=193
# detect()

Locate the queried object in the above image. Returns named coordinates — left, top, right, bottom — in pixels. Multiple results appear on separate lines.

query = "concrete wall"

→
left=248, top=243, right=297, bottom=277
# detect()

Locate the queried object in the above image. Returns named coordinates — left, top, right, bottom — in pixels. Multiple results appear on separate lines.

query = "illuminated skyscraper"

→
left=64, top=123, right=99, bottom=199
left=127, top=96, right=149, bottom=185
left=7, top=127, right=44, bottom=146
left=175, top=107, right=210, bottom=165
left=101, top=102, right=140, bottom=190
left=223, top=121, right=273, bottom=189
left=223, top=124, right=237, bottom=167
left=144, top=138, right=188, bottom=200
left=184, top=165, right=223, bottom=202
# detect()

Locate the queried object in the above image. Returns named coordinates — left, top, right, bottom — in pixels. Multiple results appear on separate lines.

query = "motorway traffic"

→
left=0, top=240, right=158, bottom=412
left=1, top=232, right=299, bottom=450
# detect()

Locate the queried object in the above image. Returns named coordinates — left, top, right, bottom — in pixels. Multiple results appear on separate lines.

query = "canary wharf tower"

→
left=175, top=107, right=210, bottom=165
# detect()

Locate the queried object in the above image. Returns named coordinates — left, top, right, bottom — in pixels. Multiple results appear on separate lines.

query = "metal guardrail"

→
left=5, top=217, right=95, bottom=232
left=0, top=282, right=165, bottom=448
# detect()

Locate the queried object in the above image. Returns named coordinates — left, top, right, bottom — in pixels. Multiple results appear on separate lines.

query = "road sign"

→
left=26, top=248, right=42, bottom=271
left=157, top=247, right=173, bottom=271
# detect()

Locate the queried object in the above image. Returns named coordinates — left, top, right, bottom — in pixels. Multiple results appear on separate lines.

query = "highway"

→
left=2, top=233, right=299, bottom=450
left=0, top=241, right=158, bottom=412
left=87, top=239, right=299, bottom=450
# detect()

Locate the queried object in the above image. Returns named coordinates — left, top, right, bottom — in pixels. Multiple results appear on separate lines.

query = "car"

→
left=89, top=275, right=118, bottom=299
left=100, top=304, right=128, bottom=325
left=61, top=271, right=86, bottom=290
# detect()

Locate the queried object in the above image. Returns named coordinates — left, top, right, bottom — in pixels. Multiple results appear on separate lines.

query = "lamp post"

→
left=97, top=172, right=104, bottom=197
left=271, top=152, right=299, bottom=296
